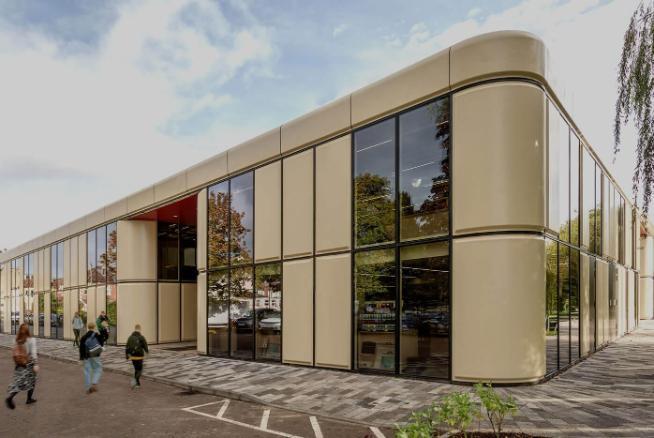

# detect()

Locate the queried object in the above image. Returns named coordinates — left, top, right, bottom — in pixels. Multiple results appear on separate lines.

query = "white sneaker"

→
left=130, top=378, right=137, bottom=389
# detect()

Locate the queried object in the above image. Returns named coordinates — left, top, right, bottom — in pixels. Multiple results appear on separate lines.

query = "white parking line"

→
left=217, top=399, right=230, bottom=418
left=261, top=409, right=271, bottom=429
left=369, top=426, right=386, bottom=438
left=309, top=416, right=323, bottom=438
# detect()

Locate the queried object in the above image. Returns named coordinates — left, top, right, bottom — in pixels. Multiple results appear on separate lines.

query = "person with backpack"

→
left=5, top=323, right=38, bottom=409
left=125, top=324, right=148, bottom=389
left=72, top=312, right=84, bottom=347
left=96, top=311, right=110, bottom=344
left=79, top=321, right=104, bottom=394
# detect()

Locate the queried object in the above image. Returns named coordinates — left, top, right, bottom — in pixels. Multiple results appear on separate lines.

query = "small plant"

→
left=394, top=403, right=438, bottom=438
left=474, top=382, right=519, bottom=438
left=435, top=391, right=479, bottom=438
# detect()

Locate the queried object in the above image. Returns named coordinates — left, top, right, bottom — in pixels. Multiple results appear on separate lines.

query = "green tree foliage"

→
left=354, top=173, right=395, bottom=245
left=615, top=2, right=654, bottom=211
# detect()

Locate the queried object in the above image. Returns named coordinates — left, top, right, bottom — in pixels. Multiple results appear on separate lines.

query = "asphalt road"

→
left=0, top=354, right=392, bottom=438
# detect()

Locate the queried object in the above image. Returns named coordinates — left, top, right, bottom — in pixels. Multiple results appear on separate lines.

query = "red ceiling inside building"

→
left=131, top=194, right=197, bottom=225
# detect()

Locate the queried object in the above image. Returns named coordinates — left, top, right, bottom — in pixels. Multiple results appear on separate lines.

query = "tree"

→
left=615, top=2, right=654, bottom=212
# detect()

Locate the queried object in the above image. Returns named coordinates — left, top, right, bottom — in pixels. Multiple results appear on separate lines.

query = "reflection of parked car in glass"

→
left=258, top=315, right=281, bottom=333
left=422, top=313, right=449, bottom=336
left=235, top=309, right=280, bottom=333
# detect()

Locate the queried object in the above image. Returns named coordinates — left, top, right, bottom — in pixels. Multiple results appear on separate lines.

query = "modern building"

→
left=1, top=31, right=653, bottom=384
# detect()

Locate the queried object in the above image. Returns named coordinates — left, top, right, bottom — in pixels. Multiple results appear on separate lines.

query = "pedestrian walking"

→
left=79, top=322, right=104, bottom=394
left=72, top=312, right=84, bottom=347
left=5, top=323, right=38, bottom=409
left=125, top=324, right=148, bottom=389
left=96, top=311, right=110, bottom=343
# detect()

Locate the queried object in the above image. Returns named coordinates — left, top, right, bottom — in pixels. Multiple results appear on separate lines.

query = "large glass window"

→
left=87, top=229, right=96, bottom=284
left=399, top=99, right=450, bottom=240
left=570, top=135, right=580, bottom=246
left=23, top=254, right=34, bottom=331
left=400, top=242, right=449, bottom=378
left=355, top=249, right=396, bottom=373
left=230, top=266, right=254, bottom=359
left=158, top=222, right=180, bottom=280
left=570, top=248, right=580, bottom=360
left=96, top=226, right=107, bottom=284
left=79, top=289, right=87, bottom=325
left=208, top=270, right=229, bottom=356
left=230, top=173, right=254, bottom=265
left=208, top=181, right=230, bottom=269
left=181, top=224, right=197, bottom=281
left=354, top=118, right=396, bottom=247
left=107, top=284, right=117, bottom=345
left=545, top=238, right=558, bottom=375
left=618, top=196, right=625, bottom=264
left=596, top=167, right=603, bottom=255
left=558, top=244, right=570, bottom=367
left=107, top=223, right=117, bottom=283
left=548, top=104, right=570, bottom=238
left=38, top=292, right=44, bottom=336
left=582, top=148, right=595, bottom=251
left=50, top=243, right=64, bottom=340
left=254, top=264, right=281, bottom=361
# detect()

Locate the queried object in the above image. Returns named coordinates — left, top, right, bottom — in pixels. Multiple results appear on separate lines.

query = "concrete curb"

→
left=0, top=345, right=399, bottom=429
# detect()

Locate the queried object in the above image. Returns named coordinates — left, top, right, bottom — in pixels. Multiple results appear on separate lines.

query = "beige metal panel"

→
left=43, top=247, right=51, bottom=291
left=283, top=150, right=314, bottom=259
left=197, top=189, right=207, bottom=271
left=85, top=208, right=106, bottom=230
left=450, top=31, right=547, bottom=89
left=117, top=282, right=157, bottom=345
left=315, top=136, right=351, bottom=254
left=197, top=272, right=207, bottom=353
left=351, top=49, right=448, bottom=127
left=452, top=234, right=545, bottom=383
left=453, top=82, right=546, bottom=235
left=596, top=259, right=609, bottom=346
left=618, top=266, right=626, bottom=336
left=78, top=234, right=87, bottom=286
left=158, top=283, right=181, bottom=343
left=181, top=283, right=197, bottom=341
left=642, top=236, right=654, bottom=276
left=70, top=236, right=78, bottom=288
left=580, top=253, right=591, bottom=356
left=282, top=96, right=350, bottom=154
left=282, top=259, right=314, bottom=366
left=186, top=152, right=228, bottom=190
left=254, top=161, right=282, bottom=262
left=228, top=128, right=281, bottom=173
left=628, top=270, right=636, bottom=331
left=35, top=251, right=43, bottom=292
left=43, top=291, right=51, bottom=338
left=105, top=198, right=128, bottom=222
left=127, top=186, right=155, bottom=214
left=87, top=286, right=97, bottom=327
left=626, top=204, right=633, bottom=268
left=154, top=172, right=187, bottom=203
left=63, top=239, right=71, bottom=289
left=639, top=277, right=653, bottom=320
left=117, top=220, right=157, bottom=281
left=69, top=217, right=87, bottom=236
left=315, top=253, right=351, bottom=369
left=602, top=180, right=610, bottom=258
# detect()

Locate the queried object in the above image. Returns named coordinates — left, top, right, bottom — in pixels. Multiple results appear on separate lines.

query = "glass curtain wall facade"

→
left=23, top=253, right=34, bottom=332
left=50, top=243, right=64, bottom=339
left=87, top=223, right=117, bottom=344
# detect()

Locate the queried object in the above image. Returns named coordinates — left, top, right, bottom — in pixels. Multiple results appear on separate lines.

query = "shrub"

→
left=474, top=382, right=518, bottom=438
left=435, top=392, right=479, bottom=438
left=394, top=403, right=438, bottom=438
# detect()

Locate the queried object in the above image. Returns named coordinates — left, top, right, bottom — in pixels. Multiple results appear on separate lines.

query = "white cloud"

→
left=467, top=7, right=482, bottom=18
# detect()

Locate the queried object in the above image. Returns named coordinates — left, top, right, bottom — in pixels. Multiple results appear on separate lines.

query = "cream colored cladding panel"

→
left=452, top=82, right=545, bottom=235
left=580, top=254, right=591, bottom=356
left=78, top=235, right=86, bottom=285
left=155, top=172, right=187, bottom=203
left=452, top=234, right=545, bottom=383
left=282, top=96, right=350, bottom=154
left=158, top=283, right=181, bottom=343
left=616, top=266, right=625, bottom=336
left=105, top=199, right=128, bottom=222
left=315, top=136, right=351, bottom=254
left=642, top=236, right=654, bottom=276
left=36, top=251, right=43, bottom=291
left=182, top=283, right=197, bottom=341
left=197, top=189, right=207, bottom=271
left=127, top=186, right=155, bottom=214
left=626, top=205, right=633, bottom=268
left=228, top=128, right=280, bottom=173
left=186, top=152, right=228, bottom=190
left=70, top=236, right=79, bottom=288
left=43, top=292, right=51, bottom=338
left=197, top=272, right=207, bottom=353
left=85, top=208, right=105, bottom=230
left=117, top=283, right=157, bottom=344
left=282, top=259, right=314, bottom=366
left=43, top=249, right=51, bottom=292
left=627, top=271, right=635, bottom=331
left=639, top=277, right=653, bottom=320
left=283, top=150, right=314, bottom=259
left=117, top=220, right=157, bottom=281
left=352, top=49, right=448, bottom=126
left=87, top=287, right=97, bottom=327
left=315, top=254, right=351, bottom=369
left=64, top=239, right=71, bottom=288
left=255, top=162, right=282, bottom=262
left=602, top=182, right=610, bottom=258
left=450, top=31, right=547, bottom=88
left=596, top=260, right=609, bottom=346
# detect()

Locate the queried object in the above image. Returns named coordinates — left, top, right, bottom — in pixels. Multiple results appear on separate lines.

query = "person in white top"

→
left=5, top=323, right=38, bottom=409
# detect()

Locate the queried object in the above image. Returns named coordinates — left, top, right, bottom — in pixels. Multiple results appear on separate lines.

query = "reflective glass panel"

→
left=255, top=263, right=281, bottom=361
left=87, top=229, right=96, bottom=284
left=107, top=223, right=117, bottom=283
left=107, top=284, right=117, bottom=345
left=354, top=119, right=396, bottom=247
left=570, top=135, right=580, bottom=246
left=38, top=292, right=45, bottom=336
left=158, top=222, right=179, bottom=280
left=230, top=267, right=253, bottom=359
left=96, top=227, right=106, bottom=284
left=400, top=242, right=449, bottom=379
left=583, top=149, right=595, bottom=251
left=545, top=238, right=558, bottom=374
left=208, top=182, right=230, bottom=268
left=181, top=224, right=197, bottom=281
left=399, top=98, right=450, bottom=240
left=558, top=245, right=570, bottom=367
left=79, top=289, right=87, bottom=326
left=355, top=249, right=396, bottom=373
left=208, top=270, right=229, bottom=356
left=230, top=173, right=254, bottom=265
left=595, top=167, right=603, bottom=255
left=570, top=248, right=580, bottom=360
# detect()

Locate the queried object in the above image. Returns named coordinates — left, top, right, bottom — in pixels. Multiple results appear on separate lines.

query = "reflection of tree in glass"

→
left=107, top=228, right=117, bottom=282
left=208, top=272, right=229, bottom=316
left=208, top=191, right=251, bottom=267
left=355, top=251, right=395, bottom=301
left=355, top=173, right=395, bottom=245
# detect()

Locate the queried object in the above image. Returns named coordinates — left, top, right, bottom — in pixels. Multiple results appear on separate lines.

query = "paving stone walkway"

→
left=2, top=322, right=654, bottom=437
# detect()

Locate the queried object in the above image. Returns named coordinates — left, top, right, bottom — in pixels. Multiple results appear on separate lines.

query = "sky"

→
left=0, top=0, right=640, bottom=250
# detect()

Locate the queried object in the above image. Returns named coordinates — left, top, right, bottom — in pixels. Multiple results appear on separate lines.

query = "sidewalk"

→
left=2, top=323, right=654, bottom=436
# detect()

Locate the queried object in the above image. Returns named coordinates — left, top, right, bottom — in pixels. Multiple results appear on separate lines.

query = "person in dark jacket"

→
left=79, top=322, right=105, bottom=394
left=125, top=324, right=148, bottom=389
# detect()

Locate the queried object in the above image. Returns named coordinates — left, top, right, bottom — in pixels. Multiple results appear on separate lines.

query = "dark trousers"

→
left=73, top=329, right=81, bottom=347
left=131, top=360, right=143, bottom=385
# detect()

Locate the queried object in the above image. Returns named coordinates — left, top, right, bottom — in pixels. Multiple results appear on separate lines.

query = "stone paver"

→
left=2, top=322, right=654, bottom=436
